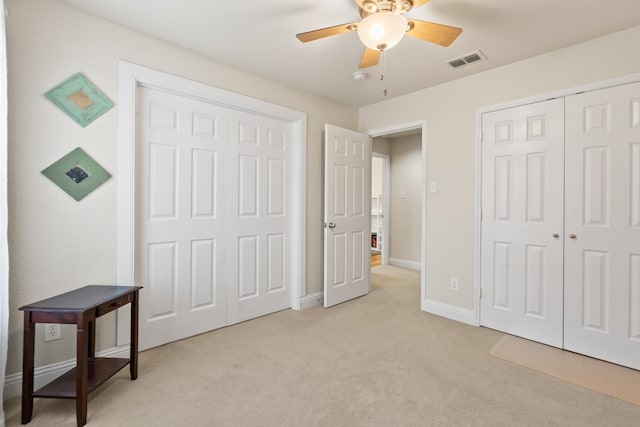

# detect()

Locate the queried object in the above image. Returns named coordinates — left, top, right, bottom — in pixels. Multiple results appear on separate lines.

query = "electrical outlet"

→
left=44, top=324, right=62, bottom=342
left=450, top=278, right=459, bottom=292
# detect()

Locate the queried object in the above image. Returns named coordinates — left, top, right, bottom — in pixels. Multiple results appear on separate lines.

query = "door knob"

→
left=569, top=234, right=577, bottom=239
left=325, top=222, right=336, bottom=229
left=552, top=233, right=559, bottom=238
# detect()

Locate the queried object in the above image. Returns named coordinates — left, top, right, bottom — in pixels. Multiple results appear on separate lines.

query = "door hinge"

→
left=479, top=288, right=483, bottom=299
left=480, top=210, right=483, bottom=221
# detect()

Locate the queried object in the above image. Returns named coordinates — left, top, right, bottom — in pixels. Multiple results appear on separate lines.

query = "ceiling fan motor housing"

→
left=360, top=0, right=414, bottom=18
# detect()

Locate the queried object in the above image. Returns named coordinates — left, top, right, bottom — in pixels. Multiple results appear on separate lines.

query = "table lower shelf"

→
left=32, top=358, right=130, bottom=399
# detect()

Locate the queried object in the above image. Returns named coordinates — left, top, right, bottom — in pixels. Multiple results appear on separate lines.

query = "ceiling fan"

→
left=296, top=0, right=463, bottom=68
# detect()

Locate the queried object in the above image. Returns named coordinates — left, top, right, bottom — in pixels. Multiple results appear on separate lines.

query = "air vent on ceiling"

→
left=448, top=50, right=486, bottom=69
left=448, top=58, right=466, bottom=68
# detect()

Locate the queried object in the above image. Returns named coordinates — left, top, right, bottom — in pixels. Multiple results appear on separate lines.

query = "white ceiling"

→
left=53, top=0, right=640, bottom=107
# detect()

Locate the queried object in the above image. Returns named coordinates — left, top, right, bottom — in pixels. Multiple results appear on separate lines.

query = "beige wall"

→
left=389, top=135, right=421, bottom=263
left=371, top=157, right=384, bottom=196
left=359, top=25, right=640, bottom=311
left=5, top=0, right=357, bottom=376
left=372, top=137, right=390, bottom=156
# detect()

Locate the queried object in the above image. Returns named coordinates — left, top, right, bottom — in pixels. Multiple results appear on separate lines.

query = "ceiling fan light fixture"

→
left=357, top=11, right=408, bottom=51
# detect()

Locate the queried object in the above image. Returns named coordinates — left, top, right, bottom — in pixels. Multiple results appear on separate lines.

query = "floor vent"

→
left=448, top=50, right=486, bottom=69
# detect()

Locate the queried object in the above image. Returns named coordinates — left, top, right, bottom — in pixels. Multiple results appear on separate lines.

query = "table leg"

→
left=130, top=290, right=139, bottom=380
left=76, top=316, right=89, bottom=427
left=21, top=313, right=35, bottom=424
left=87, top=319, right=96, bottom=361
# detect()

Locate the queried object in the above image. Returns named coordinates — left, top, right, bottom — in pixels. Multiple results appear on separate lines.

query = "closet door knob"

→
left=569, top=234, right=577, bottom=239
left=552, top=233, right=559, bottom=238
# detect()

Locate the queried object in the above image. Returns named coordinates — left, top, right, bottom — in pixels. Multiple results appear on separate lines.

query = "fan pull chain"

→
left=381, top=50, right=388, bottom=96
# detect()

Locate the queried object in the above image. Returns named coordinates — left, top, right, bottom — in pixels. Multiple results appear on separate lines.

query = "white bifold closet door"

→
left=226, top=111, right=292, bottom=325
left=136, top=86, right=292, bottom=350
left=480, top=98, right=565, bottom=348
left=564, top=81, right=640, bottom=370
left=481, top=81, right=640, bottom=370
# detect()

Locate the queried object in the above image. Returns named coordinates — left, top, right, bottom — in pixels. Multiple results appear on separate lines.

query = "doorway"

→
left=371, top=153, right=389, bottom=267
left=322, top=122, right=425, bottom=307
left=367, top=121, right=426, bottom=304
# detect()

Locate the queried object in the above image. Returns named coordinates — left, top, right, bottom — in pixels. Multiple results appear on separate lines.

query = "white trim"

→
left=116, top=61, right=308, bottom=345
left=290, top=116, right=307, bottom=311
left=0, top=2, right=7, bottom=421
left=473, top=71, right=640, bottom=329
left=388, top=257, right=421, bottom=271
left=367, top=121, right=424, bottom=138
left=298, top=292, right=323, bottom=310
left=472, top=106, right=483, bottom=327
left=422, top=299, right=476, bottom=326
left=478, top=72, right=640, bottom=116
left=363, top=120, right=427, bottom=305
left=3, top=346, right=130, bottom=400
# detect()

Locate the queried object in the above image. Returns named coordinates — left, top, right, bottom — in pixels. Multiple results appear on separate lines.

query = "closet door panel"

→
left=564, top=81, right=640, bottom=370
left=480, top=98, right=565, bottom=347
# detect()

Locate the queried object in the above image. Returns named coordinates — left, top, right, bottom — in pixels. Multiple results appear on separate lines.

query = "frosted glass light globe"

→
left=357, top=12, right=408, bottom=51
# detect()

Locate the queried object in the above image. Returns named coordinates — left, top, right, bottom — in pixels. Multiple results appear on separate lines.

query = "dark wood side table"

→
left=20, top=285, right=142, bottom=426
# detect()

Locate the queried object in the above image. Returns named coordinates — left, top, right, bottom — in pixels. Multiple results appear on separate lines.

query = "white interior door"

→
left=564, top=81, right=640, bottom=369
left=324, top=124, right=371, bottom=307
left=480, top=99, right=565, bottom=347
left=136, top=86, right=228, bottom=350
left=226, top=111, right=292, bottom=325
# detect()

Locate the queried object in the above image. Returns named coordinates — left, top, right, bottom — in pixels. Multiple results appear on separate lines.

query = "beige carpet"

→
left=490, top=334, right=640, bottom=407
left=3, top=265, right=640, bottom=426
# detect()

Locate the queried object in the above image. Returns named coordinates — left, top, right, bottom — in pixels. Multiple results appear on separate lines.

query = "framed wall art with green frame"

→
left=41, top=147, right=112, bottom=201
left=44, top=73, right=114, bottom=127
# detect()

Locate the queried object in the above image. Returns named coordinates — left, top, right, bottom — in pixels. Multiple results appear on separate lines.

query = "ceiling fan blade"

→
left=406, top=20, right=462, bottom=47
left=359, top=48, right=381, bottom=68
left=296, top=22, right=358, bottom=43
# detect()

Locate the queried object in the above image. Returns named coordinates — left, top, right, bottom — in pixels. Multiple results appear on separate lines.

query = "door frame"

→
left=474, top=71, right=640, bottom=327
left=366, top=121, right=427, bottom=305
left=115, top=61, right=307, bottom=345
left=371, top=152, right=390, bottom=266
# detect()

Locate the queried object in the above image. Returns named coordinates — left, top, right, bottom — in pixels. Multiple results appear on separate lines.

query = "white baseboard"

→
left=388, top=257, right=421, bottom=271
left=298, top=291, right=323, bottom=310
left=3, top=345, right=130, bottom=400
left=422, top=299, right=477, bottom=326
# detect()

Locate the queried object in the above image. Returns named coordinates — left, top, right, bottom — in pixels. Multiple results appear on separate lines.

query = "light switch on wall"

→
left=400, top=190, right=408, bottom=199
left=430, top=182, right=437, bottom=193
